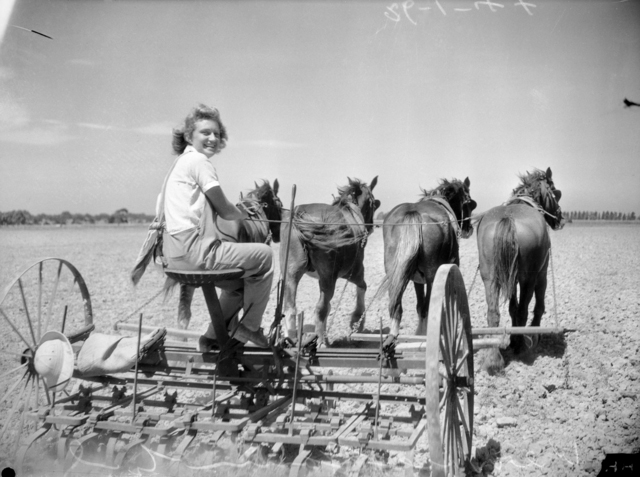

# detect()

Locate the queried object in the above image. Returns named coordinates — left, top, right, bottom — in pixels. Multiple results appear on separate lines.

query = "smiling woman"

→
left=134, top=104, right=274, bottom=350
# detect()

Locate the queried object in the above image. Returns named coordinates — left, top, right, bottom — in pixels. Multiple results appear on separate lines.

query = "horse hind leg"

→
left=512, top=282, right=535, bottom=354
left=478, top=276, right=505, bottom=375
left=413, top=282, right=427, bottom=336
left=528, top=274, right=548, bottom=349
left=178, top=284, right=196, bottom=330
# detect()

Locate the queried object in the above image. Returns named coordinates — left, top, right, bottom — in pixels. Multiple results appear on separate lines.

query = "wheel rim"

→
left=425, top=264, right=474, bottom=477
left=0, top=258, right=92, bottom=461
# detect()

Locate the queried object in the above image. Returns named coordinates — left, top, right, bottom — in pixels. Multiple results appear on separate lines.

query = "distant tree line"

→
left=564, top=211, right=637, bottom=221
left=0, top=208, right=155, bottom=226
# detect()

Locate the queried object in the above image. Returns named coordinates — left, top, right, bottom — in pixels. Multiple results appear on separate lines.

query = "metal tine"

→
left=131, top=313, right=143, bottom=424
left=37, top=261, right=43, bottom=342
left=288, top=312, right=304, bottom=436
left=44, top=261, right=64, bottom=334
left=270, top=184, right=296, bottom=345
left=374, top=302, right=385, bottom=440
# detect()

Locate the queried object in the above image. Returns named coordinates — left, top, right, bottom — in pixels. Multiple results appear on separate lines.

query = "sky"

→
left=0, top=0, right=639, bottom=216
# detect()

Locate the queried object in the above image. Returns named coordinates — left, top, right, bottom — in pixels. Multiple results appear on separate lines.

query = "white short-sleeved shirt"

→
left=161, top=145, right=221, bottom=235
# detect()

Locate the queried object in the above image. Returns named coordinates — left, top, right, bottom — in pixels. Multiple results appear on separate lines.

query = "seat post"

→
left=201, top=284, right=230, bottom=347
left=163, top=268, right=245, bottom=349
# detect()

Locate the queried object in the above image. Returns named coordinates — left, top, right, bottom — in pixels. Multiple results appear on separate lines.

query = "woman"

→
left=161, top=104, right=272, bottom=349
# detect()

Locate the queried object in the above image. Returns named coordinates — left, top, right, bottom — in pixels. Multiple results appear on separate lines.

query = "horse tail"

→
left=383, top=211, right=423, bottom=310
left=493, top=214, right=519, bottom=303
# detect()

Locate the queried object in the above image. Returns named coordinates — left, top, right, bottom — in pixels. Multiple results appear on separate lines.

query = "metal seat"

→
left=164, top=268, right=245, bottom=347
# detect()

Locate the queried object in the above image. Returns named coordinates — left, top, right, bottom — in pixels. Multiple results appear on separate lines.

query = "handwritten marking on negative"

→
left=384, top=0, right=537, bottom=23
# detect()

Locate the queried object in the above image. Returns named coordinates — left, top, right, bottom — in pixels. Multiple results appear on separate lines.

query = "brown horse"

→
left=475, top=167, right=564, bottom=374
left=280, top=177, right=380, bottom=345
left=176, top=179, right=283, bottom=329
left=383, top=178, right=477, bottom=340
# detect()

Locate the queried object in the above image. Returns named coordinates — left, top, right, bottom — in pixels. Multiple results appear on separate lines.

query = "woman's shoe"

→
left=198, top=335, right=220, bottom=352
left=233, top=324, right=269, bottom=348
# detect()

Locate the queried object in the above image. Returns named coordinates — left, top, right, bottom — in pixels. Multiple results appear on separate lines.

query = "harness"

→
left=505, top=194, right=560, bottom=223
left=425, top=196, right=462, bottom=241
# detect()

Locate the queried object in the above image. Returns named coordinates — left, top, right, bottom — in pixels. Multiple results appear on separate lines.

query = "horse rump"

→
left=493, top=214, right=519, bottom=304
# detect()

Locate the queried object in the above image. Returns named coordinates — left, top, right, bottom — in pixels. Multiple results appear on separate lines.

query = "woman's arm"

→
left=205, top=186, right=249, bottom=221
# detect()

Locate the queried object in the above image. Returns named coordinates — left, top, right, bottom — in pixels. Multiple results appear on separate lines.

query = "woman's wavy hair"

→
left=171, top=104, right=228, bottom=155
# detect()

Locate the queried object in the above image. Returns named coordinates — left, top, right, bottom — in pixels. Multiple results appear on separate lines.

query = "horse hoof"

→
left=479, top=348, right=505, bottom=375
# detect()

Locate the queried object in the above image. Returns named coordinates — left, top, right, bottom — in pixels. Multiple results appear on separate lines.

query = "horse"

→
left=279, top=177, right=380, bottom=346
left=176, top=179, right=283, bottom=329
left=475, top=167, right=564, bottom=374
left=383, top=178, right=477, bottom=341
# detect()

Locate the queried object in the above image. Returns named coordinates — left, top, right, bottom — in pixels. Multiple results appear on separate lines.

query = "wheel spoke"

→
left=0, top=370, right=28, bottom=405
left=0, top=349, right=30, bottom=358
left=0, top=374, right=30, bottom=443
left=440, top=334, right=452, bottom=374
left=18, top=279, right=38, bottom=347
left=454, top=349, right=470, bottom=375
left=455, top=395, right=472, bottom=451
left=0, top=363, right=28, bottom=381
left=44, top=261, right=64, bottom=333
left=439, top=379, right=449, bottom=411
left=13, top=377, right=34, bottom=456
left=0, top=308, right=35, bottom=353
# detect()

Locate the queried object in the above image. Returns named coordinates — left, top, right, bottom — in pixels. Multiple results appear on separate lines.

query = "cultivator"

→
left=0, top=253, right=565, bottom=476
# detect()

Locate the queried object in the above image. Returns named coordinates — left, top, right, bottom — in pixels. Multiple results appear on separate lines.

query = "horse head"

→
left=245, top=179, right=284, bottom=242
left=514, top=168, right=564, bottom=230
left=422, top=177, right=477, bottom=238
left=332, top=176, right=381, bottom=233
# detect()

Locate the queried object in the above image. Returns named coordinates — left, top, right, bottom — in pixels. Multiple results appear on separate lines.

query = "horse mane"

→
left=420, top=178, right=466, bottom=202
left=245, top=180, right=272, bottom=201
left=512, top=169, right=546, bottom=198
left=510, top=169, right=563, bottom=229
left=332, top=177, right=367, bottom=207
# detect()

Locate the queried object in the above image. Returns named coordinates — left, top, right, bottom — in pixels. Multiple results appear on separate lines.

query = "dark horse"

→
left=280, top=177, right=380, bottom=345
left=475, top=167, right=564, bottom=374
left=176, top=179, right=283, bottom=329
left=383, top=178, right=477, bottom=338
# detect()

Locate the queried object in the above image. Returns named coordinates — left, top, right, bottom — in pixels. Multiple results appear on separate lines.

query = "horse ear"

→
left=254, top=181, right=259, bottom=189
left=370, top=176, right=378, bottom=191
left=546, top=167, right=552, bottom=179
left=464, top=177, right=470, bottom=187
left=273, top=179, right=279, bottom=195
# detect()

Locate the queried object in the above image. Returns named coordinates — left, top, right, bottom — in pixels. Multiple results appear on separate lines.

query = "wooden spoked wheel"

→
left=0, top=258, right=93, bottom=462
left=424, top=264, right=474, bottom=477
